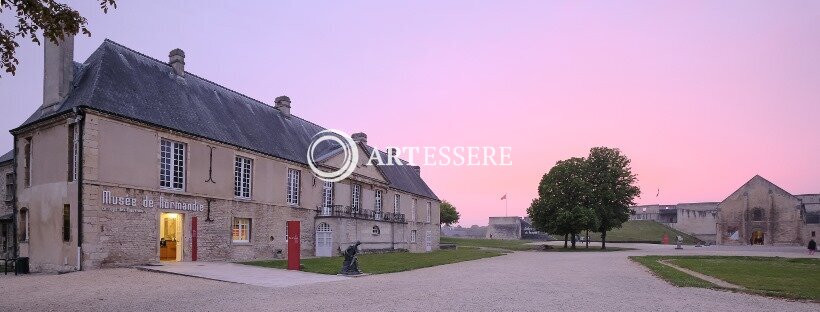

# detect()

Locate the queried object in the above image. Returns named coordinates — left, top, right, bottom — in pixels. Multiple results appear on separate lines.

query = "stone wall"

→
left=486, top=217, right=522, bottom=240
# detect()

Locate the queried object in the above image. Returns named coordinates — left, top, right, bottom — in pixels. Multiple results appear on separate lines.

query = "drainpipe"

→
left=74, top=107, right=84, bottom=270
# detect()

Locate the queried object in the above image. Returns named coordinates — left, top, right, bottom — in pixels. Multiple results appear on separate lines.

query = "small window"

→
left=23, top=137, right=32, bottom=187
left=234, top=156, right=253, bottom=198
left=811, top=231, right=815, bottom=237
left=752, top=208, right=763, bottom=221
left=4, top=172, right=14, bottom=201
left=287, top=168, right=300, bottom=205
left=351, top=184, right=361, bottom=213
left=394, top=194, right=400, bottom=214
left=19, top=208, right=28, bottom=241
left=426, top=201, right=432, bottom=223
left=372, top=225, right=380, bottom=236
left=232, top=218, right=251, bottom=243
left=317, top=222, right=331, bottom=232
left=410, top=230, right=417, bottom=243
left=63, top=204, right=71, bottom=242
left=160, top=139, right=186, bottom=190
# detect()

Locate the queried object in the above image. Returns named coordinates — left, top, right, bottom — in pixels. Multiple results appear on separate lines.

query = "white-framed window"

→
left=410, top=230, right=417, bottom=243
left=287, top=168, right=300, bottom=205
left=232, top=218, right=251, bottom=243
left=412, top=198, right=417, bottom=222
left=68, top=124, right=79, bottom=182
left=234, top=156, right=253, bottom=198
left=426, top=201, right=432, bottom=223
left=351, top=184, right=361, bottom=213
left=374, top=189, right=383, bottom=220
left=372, top=225, right=380, bottom=236
left=160, top=139, right=186, bottom=190
left=321, top=181, right=333, bottom=215
left=394, top=194, right=400, bottom=214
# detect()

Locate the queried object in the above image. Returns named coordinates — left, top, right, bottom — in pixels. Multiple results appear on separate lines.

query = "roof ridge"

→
left=100, top=39, right=326, bottom=131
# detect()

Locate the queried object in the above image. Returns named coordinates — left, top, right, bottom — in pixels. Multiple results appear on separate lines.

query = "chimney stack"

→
left=169, top=49, right=185, bottom=77
left=274, top=96, right=291, bottom=117
left=352, top=132, right=367, bottom=146
left=411, top=165, right=421, bottom=175
left=42, top=35, right=75, bottom=111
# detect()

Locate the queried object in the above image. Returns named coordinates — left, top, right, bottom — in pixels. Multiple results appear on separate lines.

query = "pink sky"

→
left=2, top=1, right=819, bottom=226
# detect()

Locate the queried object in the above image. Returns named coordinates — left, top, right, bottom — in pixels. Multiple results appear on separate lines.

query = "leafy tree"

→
left=527, top=157, right=598, bottom=249
left=0, top=0, right=117, bottom=77
left=439, top=200, right=460, bottom=226
left=585, top=147, right=641, bottom=249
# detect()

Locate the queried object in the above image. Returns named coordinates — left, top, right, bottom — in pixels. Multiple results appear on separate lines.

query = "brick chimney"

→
left=169, top=48, right=185, bottom=77
left=412, top=165, right=421, bottom=175
left=42, top=35, right=75, bottom=111
left=274, top=96, right=291, bottom=117
left=351, top=132, right=367, bottom=146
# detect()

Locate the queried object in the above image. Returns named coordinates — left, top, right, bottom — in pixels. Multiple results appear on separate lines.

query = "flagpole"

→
left=505, top=195, right=508, bottom=217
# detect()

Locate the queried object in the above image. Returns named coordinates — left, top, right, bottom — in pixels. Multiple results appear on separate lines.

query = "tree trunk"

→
left=585, top=230, right=589, bottom=249
left=570, top=233, right=577, bottom=249
left=601, top=231, right=607, bottom=250
left=564, top=234, right=568, bottom=248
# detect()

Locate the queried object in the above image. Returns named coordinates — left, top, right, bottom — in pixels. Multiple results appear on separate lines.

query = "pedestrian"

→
left=808, top=239, right=817, bottom=255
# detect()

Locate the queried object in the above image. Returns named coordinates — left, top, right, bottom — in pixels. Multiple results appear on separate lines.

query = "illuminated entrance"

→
left=160, top=213, right=183, bottom=261
left=750, top=230, right=765, bottom=245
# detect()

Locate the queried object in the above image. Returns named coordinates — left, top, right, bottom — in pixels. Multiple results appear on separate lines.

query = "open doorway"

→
left=160, top=213, right=183, bottom=261
left=750, top=230, right=764, bottom=245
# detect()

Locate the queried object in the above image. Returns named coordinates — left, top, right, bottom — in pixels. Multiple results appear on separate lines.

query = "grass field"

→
left=441, top=237, right=632, bottom=251
left=241, top=247, right=505, bottom=275
left=441, top=237, right=540, bottom=251
left=631, top=255, right=820, bottom=301
left=589, top=220, right=701, bottom=244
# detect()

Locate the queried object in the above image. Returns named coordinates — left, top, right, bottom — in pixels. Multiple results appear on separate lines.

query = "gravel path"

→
left=0, top=246, right=817, bottom=311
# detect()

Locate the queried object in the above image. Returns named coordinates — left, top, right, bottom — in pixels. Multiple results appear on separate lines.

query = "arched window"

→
left=372, top=225, right=380, bottom=236
left=19, top=208, right=29, bottom=241
left=752, top=208, right=763, bottom=221
left=317, top=222, right=331, bottom=232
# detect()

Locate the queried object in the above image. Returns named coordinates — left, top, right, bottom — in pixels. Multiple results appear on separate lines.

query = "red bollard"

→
left=287, top=221, right=301, bottom=270
left=661, top=233, right=669, bottom=244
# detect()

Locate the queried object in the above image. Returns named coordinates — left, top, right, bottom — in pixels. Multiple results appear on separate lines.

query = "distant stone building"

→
left=716, top=175, right=818, bottom=246
left=630, top=202, right=718, bottom=243
left=631, top=175, right=819, bottom=245
left=486, top=217, right=550, bottom=240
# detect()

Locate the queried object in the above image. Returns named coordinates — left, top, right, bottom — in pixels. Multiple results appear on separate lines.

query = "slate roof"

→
left=0, top=149, right=12, bottom=165
left=14, top=39, right=438, bottom=200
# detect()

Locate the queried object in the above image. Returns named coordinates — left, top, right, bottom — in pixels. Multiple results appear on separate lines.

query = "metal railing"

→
left=316, top=205, right=405, bottom=223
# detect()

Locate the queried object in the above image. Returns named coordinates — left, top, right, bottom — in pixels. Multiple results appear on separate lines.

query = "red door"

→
left=287, top=221, right=300, bottom=270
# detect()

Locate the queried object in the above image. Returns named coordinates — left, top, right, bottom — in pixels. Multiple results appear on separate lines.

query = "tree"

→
left=0, top=0, right=117, bottom=77
left=585, top=147, right=641, bottom=249
left=439, top=200, right=460, bottom=226
left=527, top=157, right=598, bottom=249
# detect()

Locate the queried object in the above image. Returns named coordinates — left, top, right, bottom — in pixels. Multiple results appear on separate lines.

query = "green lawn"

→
left=241, top=247, right=505, bottom=275
left=441, top=237, right=632, bottom=252
left=590, top=220, right=701, bottom=244
left=631, top=255, right=820, bottom=301
left=441, top=237, right=540, bottom=251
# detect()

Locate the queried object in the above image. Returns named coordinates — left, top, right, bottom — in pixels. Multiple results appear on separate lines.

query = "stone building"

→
left=630, top=203, right=718, bottom=243
left=0, top=150, right=13, bottom=258
left=7, top=37, right=440, bottom=272
left=631, top=175, right=819, bottom=245
left=486, top=217, right=550, bottom=240
left=716, top=175, right=818, bottom=245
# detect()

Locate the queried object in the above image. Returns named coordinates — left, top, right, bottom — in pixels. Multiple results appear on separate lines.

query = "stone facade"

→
left=716, top=176, right=807, bottom=245
left=486, top=217, right=523, bottom=240
left=632, top=175, right=818, bottom=245
left=12, top=110, right=440, bottom=272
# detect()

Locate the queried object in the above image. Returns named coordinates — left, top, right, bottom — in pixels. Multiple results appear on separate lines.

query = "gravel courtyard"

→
left=1, top=245, right=817, bottom=311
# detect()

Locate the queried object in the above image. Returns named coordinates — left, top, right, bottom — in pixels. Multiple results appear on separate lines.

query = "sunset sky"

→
left=2, top=1, right=818, bottom=226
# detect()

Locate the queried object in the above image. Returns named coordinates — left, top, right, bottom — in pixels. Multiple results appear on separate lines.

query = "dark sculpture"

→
left=340, top=241, right=362, bottom=275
